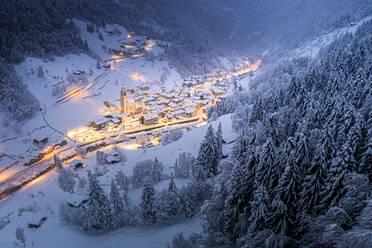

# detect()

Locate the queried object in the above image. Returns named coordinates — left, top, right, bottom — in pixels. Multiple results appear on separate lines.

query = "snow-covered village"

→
left=0, top=1, right=371, bottom=248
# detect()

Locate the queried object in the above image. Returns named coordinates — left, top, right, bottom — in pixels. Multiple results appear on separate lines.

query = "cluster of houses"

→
left=82, top=70, right=230, bottom=147
left=108, top=33, right=157, bottom=62
left=117, top=70, right=231, bottom=128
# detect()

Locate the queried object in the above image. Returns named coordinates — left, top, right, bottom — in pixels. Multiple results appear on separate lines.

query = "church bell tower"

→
left=120, top=86, right=127, bottom=114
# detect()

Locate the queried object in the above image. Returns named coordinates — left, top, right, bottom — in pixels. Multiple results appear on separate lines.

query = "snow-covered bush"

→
left=132, top=158, right=163, bottom=187
left=59, top=201, right=84, bottom=226
left=161, top=129, right=183, bottom=145
left=167, top=233, right=193, bottom=248
left=37, top=65, right=44, bottom=78
left=15, top=227, right=26, bottom=247
left=94, top=164, right=108, bottom=177
left=58, top=168, right=76, bottom=193
left=18, top=202, right=40, bottom=217
left=132, top=159, right=153, bottom=187
left=111, top=146, right=127, bottom=163
left=76, top=175, right=87, bottom=190
left=155, top=188, right=180, bottom=224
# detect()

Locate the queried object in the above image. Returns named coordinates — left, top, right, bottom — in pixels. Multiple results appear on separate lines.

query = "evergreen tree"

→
left=181, top=192, right=194, bottom=218
left=359, top=112, right=372, bottom=181
left=98, top=32, right=104, bottom=41
left=82, top=171, right=112, bottom=232
left=294, top=128, right=310, bottom=175
left=270, top=144, right=302, bottom=236
left=156, top=176, right=180, bottom=221
left=216, top=122, right=223, bottom=160
left=299, top=129, right=329, bottom=214
left=37, top=65, right=44, bottom=78
left=152, top=157, right=163, bottom=183
left=115, top=170, right=129, bottom=205
left=84, top=39, right=89, bottom=51
left=319, top=142, right=356, bottom=210
left=141, top=179, right=156, bottom=224
left=224, top=156, right=255, bottom=240
left=248, top=185, right=270, bottom=232
left=168, top=175, right=178, bottom=193
left=194, top=125, right=218, bottom=178
left=110, top=180, right=125, bottom=229
left=255, top=138, right=278, bottom=190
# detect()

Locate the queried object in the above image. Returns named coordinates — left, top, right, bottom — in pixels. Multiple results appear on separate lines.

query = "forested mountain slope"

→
left=173, top=19, right=372, bottom=248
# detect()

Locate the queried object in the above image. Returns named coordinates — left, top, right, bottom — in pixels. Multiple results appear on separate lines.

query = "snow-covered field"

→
left=0, top=114, right=234, bottom=248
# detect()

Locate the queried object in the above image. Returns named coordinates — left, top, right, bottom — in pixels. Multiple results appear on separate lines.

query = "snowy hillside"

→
left=292, top=15, right=372, bottom=58
left=0, top=19, right=182, bottom=161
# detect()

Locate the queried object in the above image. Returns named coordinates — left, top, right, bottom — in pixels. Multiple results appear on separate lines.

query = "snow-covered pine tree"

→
left=216, top=122, right=223, bottom=160
left=294, top=127, right=310, bottom=176
left=151, top=157, right=163, bottom=183
left=156, top=176, right=180, bottom=221
left=98, top=32, right=104, bottom=41
left=299, top=128, right=329, bottom=215
left=269, top=140, right=303, bottom=236
left=255, top=137, right=277, bottom=191
left=37, top=65, right=44, bottom=78
left=115, top=170, right=129, bottom=205
left=84, top=39, right=89, bottom=51
left=58, top=168, right=76, bottom=193
left=82, top=171, right=113, bottom=232
left=194, top=125, right=218, bottom=178
left=224, top=156, right=256, bottom=240
left=141, top=179, right=156, bottom=224
left=110, top=180, right=124, bottom=229
left=359, top=111, right=372, bottom=181
left=248, top=185, right=270, bottom=232
left=181, top=192, right=194, bottom=218
left=319, top=141, right=356, bottom=210
left=168, top=175, right=177, bottom=193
